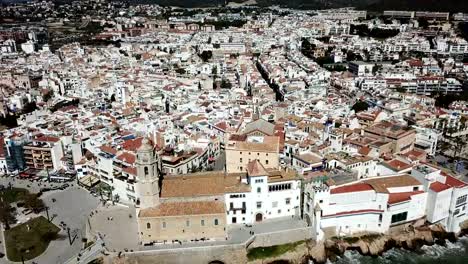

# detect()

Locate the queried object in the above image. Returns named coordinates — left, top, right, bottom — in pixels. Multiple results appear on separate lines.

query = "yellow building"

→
left=138, top=201, right=226, bottom=243
left=135, top=138, right=228, bottom=244
left=225, top=134, right=280, bottom=173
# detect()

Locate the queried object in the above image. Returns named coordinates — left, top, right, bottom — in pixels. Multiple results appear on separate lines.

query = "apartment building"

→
left=364, top=121, right=416, bottom=154
left=411, top=164, right=468, bottom=233
left=23, top=136, right=63, bottom=171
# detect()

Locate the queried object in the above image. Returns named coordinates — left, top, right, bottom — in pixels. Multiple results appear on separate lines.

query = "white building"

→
left=304, top=174, right=427, bottom=239
left=413, top=126, right=440, bottom=156
left=410, top=164, right=468, bottom=233
left=224, top=160, right=301, bottom=225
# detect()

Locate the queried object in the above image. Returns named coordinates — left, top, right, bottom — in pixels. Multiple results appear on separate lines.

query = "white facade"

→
left=304, top=175, right=427, bottom=240
left=225, top=174, right=301, bottom=225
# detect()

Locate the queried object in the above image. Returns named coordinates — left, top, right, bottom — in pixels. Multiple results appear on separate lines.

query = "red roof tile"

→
left=430, top=182, right=452, bottom=193
left=117, top=152, right=136, bottom=164
left=385, top=159, right=412, bottom=171
left=99, top=145, right=118, bottom=155
left=444, top=174, right=467, bottom=188
left=35, top=136, right=60, bottom=143
left=122, top=166, right=137, bottom=176
left=388, top=191, right=424, bottom=205
left=331, top=183, right=374, bottom=194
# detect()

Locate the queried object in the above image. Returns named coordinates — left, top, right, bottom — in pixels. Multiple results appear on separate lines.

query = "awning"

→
left=79, top=174, right=100, bottom=188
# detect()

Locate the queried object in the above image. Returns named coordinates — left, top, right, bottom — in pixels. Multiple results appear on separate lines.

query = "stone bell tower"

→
left=135, top=138, right=160, bottom=209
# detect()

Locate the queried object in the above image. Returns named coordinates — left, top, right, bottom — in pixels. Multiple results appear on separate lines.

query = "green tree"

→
left=351, top=101, right=369, bottom=113
left=0, top=199, right=16, bottom=230
left=199, top=50, right=212, bottom=62
left=42, top=90, right=54, bottom=102
left=220, top=79, right=232, bottom=89
left=23, top=194, right=45, bottom=213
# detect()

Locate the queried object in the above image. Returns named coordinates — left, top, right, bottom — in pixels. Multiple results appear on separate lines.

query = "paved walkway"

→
left=0, top=180, right=99, bottom=264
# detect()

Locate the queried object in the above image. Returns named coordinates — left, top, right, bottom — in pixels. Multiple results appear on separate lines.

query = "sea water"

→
left=329, top=237, right=468, bottom=264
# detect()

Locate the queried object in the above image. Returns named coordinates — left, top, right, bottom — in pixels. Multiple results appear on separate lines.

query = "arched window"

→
left=146, top=223, right=151, bottom=229
left=144, top=166, right=149, bottom=176
left=214, top=219, right=219, bottom=226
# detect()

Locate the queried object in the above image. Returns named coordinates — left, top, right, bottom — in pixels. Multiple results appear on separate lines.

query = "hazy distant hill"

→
left=121, top=0, right=468, bottom=12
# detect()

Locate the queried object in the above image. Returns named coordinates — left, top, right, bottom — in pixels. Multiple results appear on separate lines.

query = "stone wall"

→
left=248, top=227, right=313, bottom=248
left=108, top=227, right=314, bottom=264
left=112, top=244, right=247, bottom=264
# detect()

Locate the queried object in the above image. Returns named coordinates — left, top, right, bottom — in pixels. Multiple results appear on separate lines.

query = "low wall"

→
left=115, top=227, right=314, bottom=264
left=248, top=227, right=314, bottom=248
left=119, top=244, right=248, bottom=264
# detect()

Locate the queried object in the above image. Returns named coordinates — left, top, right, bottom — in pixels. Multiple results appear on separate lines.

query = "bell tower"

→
left=135, top=138, right=160, bottom=209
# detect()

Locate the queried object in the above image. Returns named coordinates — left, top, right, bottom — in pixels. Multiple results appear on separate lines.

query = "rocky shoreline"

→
left=308, top=224, right=468, bottom=264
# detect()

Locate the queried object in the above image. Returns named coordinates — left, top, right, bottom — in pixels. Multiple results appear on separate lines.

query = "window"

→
left=186, top=220, right=190, bottom=227
left=240, top=158, right=243, bottom=163
left=144, top=166, right=149, bottom=176
left=285, top=198, right=291, bottom=205
left=257, top=153, right=260, bottom=156
left=456, top=195, right=467, bottom=206
left=162, top=221, right=166, bottom=228
left=319, top=200, right=323, bottom=203
left=265, top=160, right=269, bottom=165
left=214, top=219, right=219, bottom=226
left=257, top=187, right=261, bottom=193
left=255, top=179, right=264, bottom=183
left=272, top=201, right=278, bottom=208
left=230, top=202, right=234, bottom=209
left=391, top=212, right=408, bottom=224
left=278, top=209, right=281, bottom=214
left=257, top=202, right=262, bottom=209
left=240, top=166, right=243, bottom=171
left=232, top=217, right=237, bottom=223
left=201, top=220, right=205, bottom=226
left=413, top=186, right=419, bottom=191
left=146, top=223, right=151, bottom=229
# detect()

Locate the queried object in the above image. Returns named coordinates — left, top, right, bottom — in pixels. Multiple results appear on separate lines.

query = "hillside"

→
left=119, top=0, right=468, bottom=12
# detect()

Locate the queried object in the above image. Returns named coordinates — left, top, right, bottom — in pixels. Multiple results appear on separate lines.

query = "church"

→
left=135, top=138, right=301, bottom=245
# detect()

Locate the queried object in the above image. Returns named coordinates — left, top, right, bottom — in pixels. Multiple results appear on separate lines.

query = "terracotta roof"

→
left=99, top=145, right=118, bottom=155
left=161, top=171, right=243, bottom=198
left=384, top=159, right=412, bottom=171
left=363, top=175, right=422, bottom=193
left=139, top=201, right=225, bottom=217
left=122, top=166, right=137, bottom=176
left=121, top=137, right=144, bottom=152
left=35, top=136, right=60, bottom=143
left=116, top=152, right=136, bottom=164
left=444, top=174, right=467, bottom=188
left=430, top=181, right=452, bottom=193
left=227, top=135, right=279, bottom=152
left=331, top=183, right=374, bottom=194
left=247, top=159, right=268, bottom=177
left=388, top=191, right=424, bottom=205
